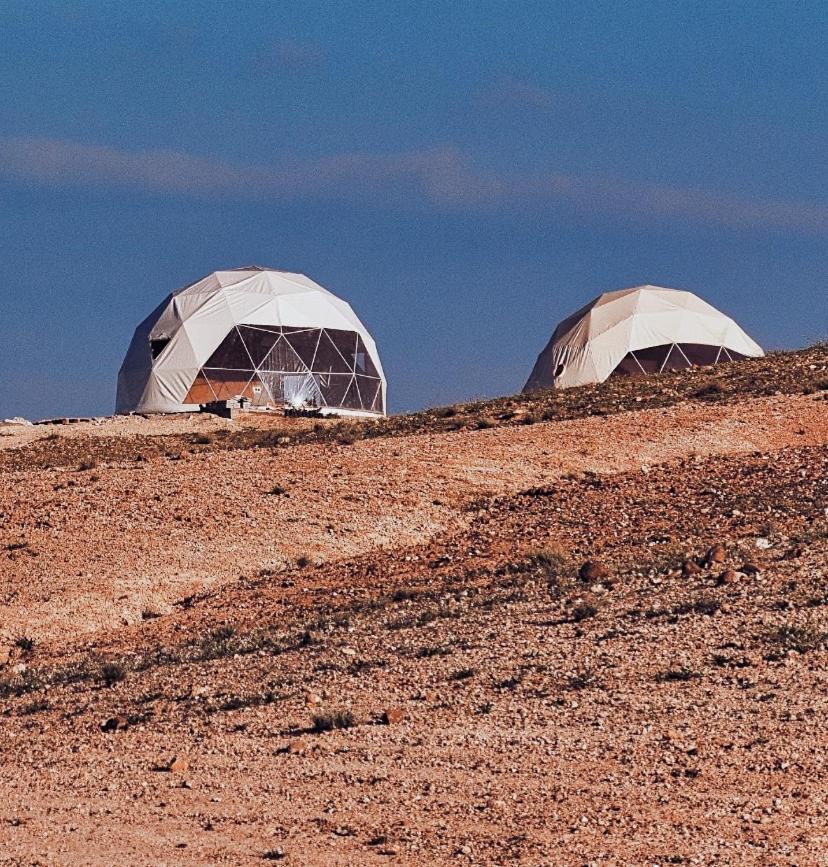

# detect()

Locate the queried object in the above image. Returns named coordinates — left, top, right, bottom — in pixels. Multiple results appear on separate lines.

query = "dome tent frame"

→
left=523, top=285, right=763, bottom=392
left=117, top=267, right=386, bottom=416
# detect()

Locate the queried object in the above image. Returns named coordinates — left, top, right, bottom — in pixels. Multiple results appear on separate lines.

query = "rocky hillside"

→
left=0, top=347, right=826, bottom=865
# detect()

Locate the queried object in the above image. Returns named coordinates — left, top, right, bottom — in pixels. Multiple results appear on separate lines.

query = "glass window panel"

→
left=329, top=329, right=359, bottom=371
left=184, top=372, right=217, bottom=404
left=661, top=344, right=693, bottom=372
left=354, top=335, right=379, bottom=377
left=238, top=326, right=280, bottom=367
left=312, top=331, right=353, bottom=373
left=203, top=327, right=254, bottom=369
left=679, top=343, right=720, bottom=366
left=260, top=336, right=307, bottom=373
left=202, top=370, right=255, bottom=401
left=610, top=352, right=644, bottom=377
left=630, top=344, right=671, bottom=373
left=316, top=373, right=352, bottom=407
left=341, top=376, right=362, bottom=410
left=357, top=376, right=382, bottom=412
left=283, top=329, right=321, bottom=368
left=247, top=375, right=273, bottom=407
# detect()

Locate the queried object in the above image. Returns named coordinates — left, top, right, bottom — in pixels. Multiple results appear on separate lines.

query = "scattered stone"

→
left=382, top=707, right=407, bottom=725
left=579, top=560, right=609, bottom=582
left=705, top=544, right=727, bottom=565
left=101, top=715, right=128, bottom=733
left=166, top=755, right=189, bottom=774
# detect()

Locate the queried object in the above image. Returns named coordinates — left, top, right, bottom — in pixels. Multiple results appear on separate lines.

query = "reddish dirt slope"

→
left=1, top=393, right=826, bottom=644
left=0, top=374, right=826, bottom=865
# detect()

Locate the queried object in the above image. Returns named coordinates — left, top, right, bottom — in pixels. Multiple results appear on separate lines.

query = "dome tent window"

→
left=149, top=338, right=170, bottom=359
left=116, top=266, right=386, bottom=416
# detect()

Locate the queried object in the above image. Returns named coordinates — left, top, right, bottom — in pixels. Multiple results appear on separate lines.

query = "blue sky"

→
left=1, top=0, right=826, bottom=418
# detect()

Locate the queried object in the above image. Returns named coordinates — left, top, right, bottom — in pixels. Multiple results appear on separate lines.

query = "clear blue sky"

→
left=1, top=0, right=826, bottom=418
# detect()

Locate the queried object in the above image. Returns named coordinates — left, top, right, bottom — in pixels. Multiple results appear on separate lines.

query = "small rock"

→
left=459, top=844, right=472, bottom=856
left=287, top=738, right=307, bottom=755
left=101, top=715, right=128, bottom=733
left=682, top=559, right=703, bottom=577
left=341, top=647, right=356, bottom=657
left=0, top=646, right=11, bottom=666
left=755, top=537, right=772, bottom=549
left=741, top=563, right=761, bottom=575
left=579, top=560, right=609, bottom=582
left=717, top=569, right=738, bottom=585
left=304, top=692, right=322, bottom=707
left=705, top=544, right=726, bottom=565
left=167, top=756, right=189, bottom=774
left=382, top=707, right=406, bottom=725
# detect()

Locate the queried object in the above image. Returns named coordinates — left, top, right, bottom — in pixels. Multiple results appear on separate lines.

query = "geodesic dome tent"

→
left=523, top=285, right=763, bottom=391
left=116, top=267, right=385, bottom=416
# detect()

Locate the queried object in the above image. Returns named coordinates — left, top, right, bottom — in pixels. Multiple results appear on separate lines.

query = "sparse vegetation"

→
left=570, top=601, right=599, bottom=622
left=416, top=644, right=453, bottom=658
left=656, top=668, right=699, bottom=683
left=693, top=380, right=724, bottom=398
left=675, top=597, right=721, bottom=617
left=312, top=709, right=356, bottom=732
left=19, top=698, right=50, bottom=715
left=14, top=635, right=35, bottom=653
left=767, top=623, right=825, bottom=654
left=100, top=662, right=126, bottom=686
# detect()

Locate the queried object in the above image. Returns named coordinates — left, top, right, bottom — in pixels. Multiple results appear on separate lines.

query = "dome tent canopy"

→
left=117, top=266, right=386, bottom=416
left=523, top=285, right=763, bottom=392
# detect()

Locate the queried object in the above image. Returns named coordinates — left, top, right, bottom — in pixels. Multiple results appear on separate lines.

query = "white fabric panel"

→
left=179, top=293, right=236, bottom=363
left=149, top=296, right=184, bottom=339
left=155, top=330, right=200, bottom=404
left=171, top=289, right=218, bottom=322
left=524, top=285, right=763, bottom=391
left=238, top=298, right=283, bottom=329
left=222, top=288, right=277, bottom=326
left=276, top=295, right=361, bottom=333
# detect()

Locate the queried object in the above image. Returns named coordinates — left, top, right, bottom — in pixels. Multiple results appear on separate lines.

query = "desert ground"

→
left=1, top=347, right=827, bottom=865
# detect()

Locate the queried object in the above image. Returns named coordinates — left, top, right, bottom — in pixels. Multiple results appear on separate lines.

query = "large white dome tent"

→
left=524, top=284, right=763, bottom=392
left=116, top=266, right=386, bottom=416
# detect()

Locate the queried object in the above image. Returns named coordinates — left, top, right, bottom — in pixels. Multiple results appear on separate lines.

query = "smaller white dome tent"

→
left=524, top=285, right=763, bottom=392
left=117, top=267, right=386, bottom=416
